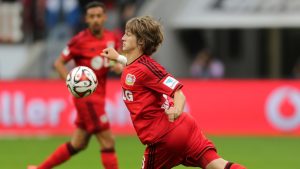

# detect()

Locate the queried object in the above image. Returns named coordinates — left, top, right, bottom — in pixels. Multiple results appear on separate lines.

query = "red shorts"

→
left=73, top=97, right=110, bottom=134
left=141, top=113, right=219, bottom=169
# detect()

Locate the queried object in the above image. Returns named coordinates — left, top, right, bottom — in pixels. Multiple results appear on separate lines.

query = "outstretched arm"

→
left=101, top=48, right=127, bottom=65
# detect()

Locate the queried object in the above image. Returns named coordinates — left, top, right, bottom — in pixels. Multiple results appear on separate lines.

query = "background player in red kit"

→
left=28, top=2, right=121, bottom=169
left=101, top=16, right=246, bottom=169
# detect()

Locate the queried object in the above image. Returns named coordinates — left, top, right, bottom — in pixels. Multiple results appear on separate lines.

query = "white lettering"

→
left=14, top=92, right=25, bottom=126
left=0, top=92, right=12, bottom=126
left=27, top=99, right=47, bottom=127
left=0, top=91, right=68, bottom=127
left=122, top=90, right=133, bottom=101
left=48, top=100, right=65, bottom=126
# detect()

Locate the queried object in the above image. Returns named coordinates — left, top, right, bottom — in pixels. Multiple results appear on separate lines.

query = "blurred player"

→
left=28, top=2, right=121, bottom=169
left=101, top=16, right=246, bottom=169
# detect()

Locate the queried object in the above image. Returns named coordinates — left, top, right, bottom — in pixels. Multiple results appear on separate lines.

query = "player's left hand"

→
left=165, top=106, right=181, bottom=122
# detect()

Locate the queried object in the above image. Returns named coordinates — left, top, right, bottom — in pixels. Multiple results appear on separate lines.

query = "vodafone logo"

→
left=265, top=86, right=300, bottom=131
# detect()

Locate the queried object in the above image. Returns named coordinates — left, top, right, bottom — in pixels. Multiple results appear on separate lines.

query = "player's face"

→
left=122, top=30, right=138, bottom=52
left=85, top=7, right=106, bottom=35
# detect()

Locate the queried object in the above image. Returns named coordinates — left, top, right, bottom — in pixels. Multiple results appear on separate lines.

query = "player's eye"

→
left=125, top=32, right=132, bottom=36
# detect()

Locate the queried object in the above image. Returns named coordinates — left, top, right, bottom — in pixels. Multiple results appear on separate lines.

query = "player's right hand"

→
left=101, top=48, right=119, bottom=60
left=165, top=106, right=181, bottom=122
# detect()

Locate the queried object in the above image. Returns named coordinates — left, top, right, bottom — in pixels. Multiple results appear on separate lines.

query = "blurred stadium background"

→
left=1, top=0, right=300, bottom=168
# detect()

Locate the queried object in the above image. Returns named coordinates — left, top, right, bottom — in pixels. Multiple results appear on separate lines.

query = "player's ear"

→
left=137, top=39, right=143, bottom=49
left=137, top=39, right=144, bottom=46
left=137, top=40, right=144, bottom=52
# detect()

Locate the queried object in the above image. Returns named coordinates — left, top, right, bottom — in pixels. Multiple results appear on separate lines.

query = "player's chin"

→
left=122, top=46, right=128, bottom=51
left=91, top=26, right=101, bottom=33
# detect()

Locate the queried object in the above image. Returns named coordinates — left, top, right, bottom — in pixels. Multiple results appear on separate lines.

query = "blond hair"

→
left=126, top=16, right=163, bottom=55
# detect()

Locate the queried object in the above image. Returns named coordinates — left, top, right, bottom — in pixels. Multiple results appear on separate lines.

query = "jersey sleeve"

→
left=61, top=35, right=80, bottom=62
left=141, top=63, right=183, bottom=97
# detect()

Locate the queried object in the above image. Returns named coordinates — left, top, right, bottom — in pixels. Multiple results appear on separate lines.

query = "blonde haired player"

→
left=101, top=16, right=246, bottom=169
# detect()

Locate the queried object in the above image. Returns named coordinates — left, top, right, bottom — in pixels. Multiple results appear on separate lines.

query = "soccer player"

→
left=28, top=2, right=121, bottom=169
left=101, top=16, right=246, bottom=169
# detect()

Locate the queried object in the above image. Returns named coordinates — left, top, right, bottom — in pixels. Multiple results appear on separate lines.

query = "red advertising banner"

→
left=182, top=80, right=300, bottom=136
left=0, top=80, right=134, bottom=136
left=0, top=79, right=300, bottom=136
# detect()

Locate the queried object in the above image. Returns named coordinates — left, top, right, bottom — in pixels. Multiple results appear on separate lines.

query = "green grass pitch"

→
left=0, top=135, right=299, bottom=169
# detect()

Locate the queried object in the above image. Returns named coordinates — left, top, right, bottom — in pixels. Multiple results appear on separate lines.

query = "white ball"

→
left=66, top=66, right=98, bottom=98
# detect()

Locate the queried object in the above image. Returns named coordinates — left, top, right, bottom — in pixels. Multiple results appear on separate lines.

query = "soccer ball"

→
left=66, top=66, right=98, bottom=98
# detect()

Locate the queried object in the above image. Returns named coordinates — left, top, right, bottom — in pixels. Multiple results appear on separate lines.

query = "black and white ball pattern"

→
left=66, top=66, right=98, bottom=98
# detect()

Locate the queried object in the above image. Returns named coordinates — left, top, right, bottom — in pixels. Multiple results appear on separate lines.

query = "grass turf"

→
left=0, top=135, right=299, bottom=169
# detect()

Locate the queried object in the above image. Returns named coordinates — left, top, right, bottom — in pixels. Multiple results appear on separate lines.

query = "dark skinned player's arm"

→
left=54, top=55, right=68, bottom=80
